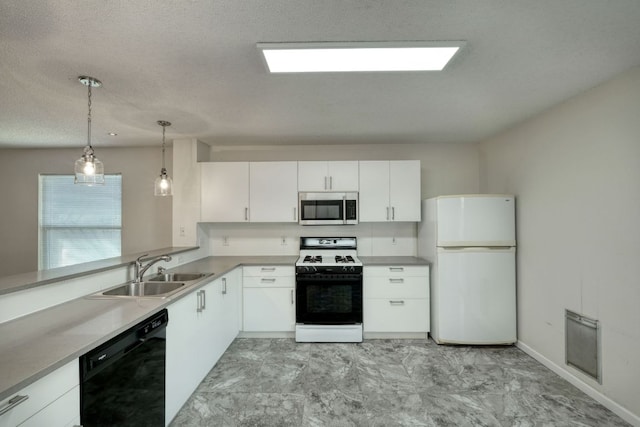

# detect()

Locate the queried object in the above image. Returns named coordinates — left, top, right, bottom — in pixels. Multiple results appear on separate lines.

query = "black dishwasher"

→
left=80, top=309, right=168, bottom=427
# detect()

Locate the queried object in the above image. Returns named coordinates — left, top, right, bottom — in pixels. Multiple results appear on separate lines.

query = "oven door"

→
left=296, top=273, right=363, bottom=324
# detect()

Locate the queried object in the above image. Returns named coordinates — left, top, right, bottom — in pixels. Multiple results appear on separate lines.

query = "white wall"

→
left=479, top=67, right=640, bottom=421
left=0, top=146, right=173, bottom=276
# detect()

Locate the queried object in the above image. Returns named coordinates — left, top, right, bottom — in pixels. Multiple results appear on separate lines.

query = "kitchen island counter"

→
left=0, top=255, right=297, bottom=402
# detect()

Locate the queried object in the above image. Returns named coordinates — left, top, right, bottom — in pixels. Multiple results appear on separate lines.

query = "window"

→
left=39, top=174, right=122, bottom=269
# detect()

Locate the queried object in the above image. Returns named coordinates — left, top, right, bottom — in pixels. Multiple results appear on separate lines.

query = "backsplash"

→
left=202, top=222, right=418, bottom=257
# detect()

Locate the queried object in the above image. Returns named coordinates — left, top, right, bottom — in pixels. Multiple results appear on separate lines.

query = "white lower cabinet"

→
left=243, top=266, right=295, bottom=333
left=363, top=266, right=430, bottom=334
left=0, top=360, right=79, bottom=427
left=166, top=270, right=241, bottom=424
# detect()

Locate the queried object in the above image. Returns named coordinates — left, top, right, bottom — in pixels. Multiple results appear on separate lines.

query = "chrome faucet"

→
left=134, top=254, right=172, bottom=283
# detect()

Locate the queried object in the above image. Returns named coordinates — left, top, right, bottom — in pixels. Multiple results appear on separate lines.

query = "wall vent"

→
left=565, top=309, right=601, bottom=383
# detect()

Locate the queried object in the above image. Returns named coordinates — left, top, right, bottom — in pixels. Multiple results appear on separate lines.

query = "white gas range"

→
left=295, top=237, right=363, bottom=343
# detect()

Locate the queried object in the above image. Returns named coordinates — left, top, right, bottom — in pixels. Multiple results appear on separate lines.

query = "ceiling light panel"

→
left=257, top=41, right=464, bottom=73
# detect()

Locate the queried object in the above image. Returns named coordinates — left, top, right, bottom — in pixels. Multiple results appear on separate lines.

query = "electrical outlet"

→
left=179, top=226, right=185, bottom=237
left=281, top=236, right=287, bottom=246
left=223, top=236, right=229, bottom=246
left=392, top=236, right=397, bottom=245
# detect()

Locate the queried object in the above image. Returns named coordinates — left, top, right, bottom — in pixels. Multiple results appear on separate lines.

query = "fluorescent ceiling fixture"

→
left=257, top=41, right=464, bottom=73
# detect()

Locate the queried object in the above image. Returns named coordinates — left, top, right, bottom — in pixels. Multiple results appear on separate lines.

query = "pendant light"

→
left=74, top=76, right=105, bottom=185
left=154, top=120, right=173, bottom=196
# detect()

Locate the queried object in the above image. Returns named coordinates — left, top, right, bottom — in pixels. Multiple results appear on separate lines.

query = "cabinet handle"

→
left=201, top=289, right=206, bottom=310
left=389, top=278, right=404, bottom=283
left=389, top=300, right=405, bottom=305
left=386, top=207, right=390, bottom=221
left=392, top=206, right=395, bottom=220
left=0, top=395, right=29, bottom=415
left=222, top=277, right=227, bottom=295
left=329, top=176, right=333, bottom=190
left=261, top=267, right=276, bottom=272
left=294, top=207, right=297, bottom=221
left=196, top=290, right=203, bottom=312
left=324, top=176, right=328, bottom=190
left=389, top=267, right=404, bottom=272
left=291, top=289, right=294, bottom=305
left=261, top=278, right=277, bottom=283
left=245, top=207, right=249, bottom=221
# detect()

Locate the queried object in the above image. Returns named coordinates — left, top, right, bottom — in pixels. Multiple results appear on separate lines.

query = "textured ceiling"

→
left=1, top=1, right=640, bottom=148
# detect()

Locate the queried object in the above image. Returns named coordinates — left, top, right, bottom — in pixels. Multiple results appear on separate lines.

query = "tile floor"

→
left=170, top=338, right=629, bottom=426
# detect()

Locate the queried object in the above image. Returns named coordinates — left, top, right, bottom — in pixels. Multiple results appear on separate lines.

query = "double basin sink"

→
left=97, top=272, right=213, bottom=298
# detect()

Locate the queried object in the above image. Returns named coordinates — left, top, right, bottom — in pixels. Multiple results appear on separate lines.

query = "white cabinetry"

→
left=243, top=266, right=295, bottom=333
left=363, top=266, right=430, bottom=336
left=298, top=161, right=359, bottom=191
left=0, top=360, right=79, bottom=427
left=201, top=161, right=298, bottom=222
left=249, top=162, right=298, bottom=222
left=166, top=271, right=241, bottom=423
left=201, top=162, right=249, bottom=222
left=359, top=160, right=421, bottom=222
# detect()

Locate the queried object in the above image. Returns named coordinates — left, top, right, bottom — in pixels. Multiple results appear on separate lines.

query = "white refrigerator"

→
left=418, top=195, right=517, bottom=345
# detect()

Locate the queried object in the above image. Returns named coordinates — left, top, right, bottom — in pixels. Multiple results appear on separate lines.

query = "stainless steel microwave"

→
left=298, top=192, right=358, bottom=225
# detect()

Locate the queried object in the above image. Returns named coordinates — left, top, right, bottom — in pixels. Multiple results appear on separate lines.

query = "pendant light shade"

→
left=154, top=120, right=173, bottom=196
left=74, top=76, right=105, bottom=185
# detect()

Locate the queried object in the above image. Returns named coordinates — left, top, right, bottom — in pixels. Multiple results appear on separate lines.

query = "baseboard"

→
left=516, top=341, right=640, bottom=427
left=364, top=332, right=428, bottom=340
left=237, top=331, right=295, bottom=339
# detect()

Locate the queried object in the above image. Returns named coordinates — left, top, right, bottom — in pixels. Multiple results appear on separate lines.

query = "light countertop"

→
left=0, top=254, right=427, bottom=401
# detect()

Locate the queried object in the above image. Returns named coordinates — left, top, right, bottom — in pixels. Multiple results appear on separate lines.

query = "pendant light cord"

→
left=87, top=83, right=92, bottom=150
left=161, top=124, right=166, bottom=170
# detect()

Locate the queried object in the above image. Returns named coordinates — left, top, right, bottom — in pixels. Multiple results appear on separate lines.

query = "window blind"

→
left=39, top=174, right=122, bottom=269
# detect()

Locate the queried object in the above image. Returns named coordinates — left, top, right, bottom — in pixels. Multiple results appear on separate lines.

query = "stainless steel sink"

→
left=101, top=281, right=185, bottom=298
left=147, top=272, right=210, bottom=282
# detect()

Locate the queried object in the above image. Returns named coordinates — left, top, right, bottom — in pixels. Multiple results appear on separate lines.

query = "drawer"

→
left=364, top=266, right=429, bottom=278
left=364, top=276, right=429, bottom=299
left=363, top=298, right=430, bottom=333
left=0, top=359, right=78, bottom=427
left=243, top=266, right=295, bottom=277
left=243, top=276, right=294, bottom=288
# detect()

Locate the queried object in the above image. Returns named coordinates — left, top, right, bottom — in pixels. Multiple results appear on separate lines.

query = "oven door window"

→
left=300, top=200, right=343, bottom=221
left=296, top=276, right=363, bottom=324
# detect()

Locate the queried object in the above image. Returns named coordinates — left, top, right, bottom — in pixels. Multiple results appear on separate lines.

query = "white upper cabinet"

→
left=359, top=160, right=421, bottom=222
left=249, top=162, right=298, bottom=222
left=298, top=161, right=359, bottom=191
left=201, top=162, right=249, bottom=222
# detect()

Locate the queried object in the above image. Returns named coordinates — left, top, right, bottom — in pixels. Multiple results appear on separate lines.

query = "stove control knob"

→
left=349, top=266, right=355, bottom=272
left=342, top=266, right=348, bottom=272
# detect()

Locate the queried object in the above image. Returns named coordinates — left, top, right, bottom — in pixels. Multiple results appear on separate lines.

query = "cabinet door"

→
left=327, top=161, right=359, bottom=191
left=243, top=287, right=295, bottom=332
left=358, top=161, right=390, bottom=222
left=165, top=292, right=201, bottom=423
left=201, top=162, right=249, bottom=222
left=250, top=162, right=298, bottom=222
left=207, top=272, right=241, bottom=365
left=364, top=299, right=429, bottom=332
left=298, top=161, right=329, bottom=191
left=17, top=385, right=79, bottom=427
left=389, top=160, right=421, bottom=221
left=0, top=360, right=78, bottom=427
left=298, top=161, right=358, bottom=191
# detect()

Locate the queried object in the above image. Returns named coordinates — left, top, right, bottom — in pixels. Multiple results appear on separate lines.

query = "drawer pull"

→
left=261, top=278, right=277, bottom=283
left=389, top=300, right=405, bottom=305
left=0, top=395, right=29, bottom=415
left=389, top=267, right=404, bottom=272
left=261, top=267, right=276, bottom=272
left=389, top=278, right=404, bottom=283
